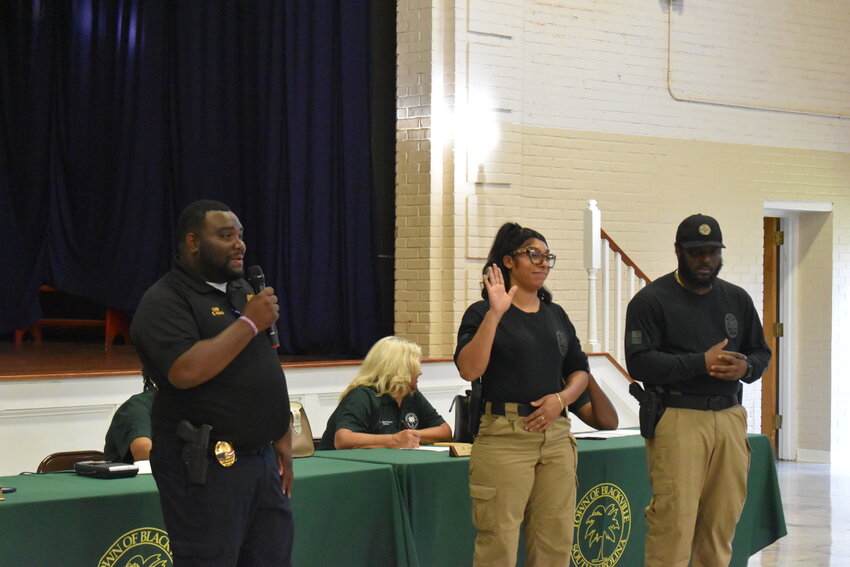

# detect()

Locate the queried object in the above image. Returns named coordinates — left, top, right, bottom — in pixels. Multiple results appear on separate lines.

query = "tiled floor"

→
left=748, top=461, right=850, bottom=566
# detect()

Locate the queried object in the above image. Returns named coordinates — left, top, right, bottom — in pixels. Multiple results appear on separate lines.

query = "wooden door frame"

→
left=762, top=217, right=779, bottom=454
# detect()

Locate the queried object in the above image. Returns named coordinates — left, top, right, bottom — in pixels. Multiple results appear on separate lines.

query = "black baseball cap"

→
left=675, top=214, right=725, bottom=249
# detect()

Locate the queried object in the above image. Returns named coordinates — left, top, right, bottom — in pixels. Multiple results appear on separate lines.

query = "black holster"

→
left=468, top=379, right=484, bottom=440
left=629, top=382, right=666, bottom=440
left=176, top=420, right=212, bottom=485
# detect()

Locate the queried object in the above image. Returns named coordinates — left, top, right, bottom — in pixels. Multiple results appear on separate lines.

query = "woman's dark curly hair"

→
left=481, top=222, right=552, bottom=304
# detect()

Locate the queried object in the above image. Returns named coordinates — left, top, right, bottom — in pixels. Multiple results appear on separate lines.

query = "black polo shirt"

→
left=317, top=386, right=446, bottom=450
left=131, top=260, right=290, bottom=449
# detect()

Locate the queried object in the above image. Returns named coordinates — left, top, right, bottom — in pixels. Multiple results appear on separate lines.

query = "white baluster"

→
left=615, top=252, right=623, bottom=364
left=602, top=244, right=610, bottom=353
left=583, top=200, right=601, bottom=352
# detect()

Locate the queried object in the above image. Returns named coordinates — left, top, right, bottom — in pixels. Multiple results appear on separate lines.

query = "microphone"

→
left=245, top=265, right=280, bottom=349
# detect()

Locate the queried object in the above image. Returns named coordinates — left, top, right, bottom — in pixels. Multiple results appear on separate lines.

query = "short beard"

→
left=678, top=255, right=722, bottom=289
left=199, top=246, right=242, bottom=283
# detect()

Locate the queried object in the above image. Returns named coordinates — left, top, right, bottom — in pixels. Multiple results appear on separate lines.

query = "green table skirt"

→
left=0, top=457, right=415, bottom=566
left=0, top=433, right=784, bottom=566
left=313, top=433, right=786, bottom=567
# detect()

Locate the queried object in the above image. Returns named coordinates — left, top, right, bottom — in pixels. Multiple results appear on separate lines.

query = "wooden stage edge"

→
left=0, top=342, right=354, bottom=381
left=0, top=342, right=457, bottom=382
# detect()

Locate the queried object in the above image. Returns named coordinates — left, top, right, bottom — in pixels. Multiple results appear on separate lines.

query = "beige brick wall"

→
left=396, top=0, right=434, bottom=346
left=396, top=0, right=850, bottom=458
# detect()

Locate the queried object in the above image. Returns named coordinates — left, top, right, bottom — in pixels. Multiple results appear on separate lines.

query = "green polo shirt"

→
left=103, top=389, right=155, bottom=463
left=318, top=386, right=447, bottom=450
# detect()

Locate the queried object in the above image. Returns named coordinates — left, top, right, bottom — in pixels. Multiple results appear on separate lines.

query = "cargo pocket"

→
left=469, top=483, right=498, bottom=530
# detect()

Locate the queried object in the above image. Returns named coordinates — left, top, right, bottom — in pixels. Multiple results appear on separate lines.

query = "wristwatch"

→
left=742, top=359, right=754, bottom=380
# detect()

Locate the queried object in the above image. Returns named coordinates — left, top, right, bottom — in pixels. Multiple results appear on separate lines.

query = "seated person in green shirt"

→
left=319, top=336, right=453, bottom=449
left=103, top=374, right=156, bottom=463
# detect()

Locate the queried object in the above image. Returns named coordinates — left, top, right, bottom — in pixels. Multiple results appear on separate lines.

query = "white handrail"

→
left=583, top=201, right=652, bottom=367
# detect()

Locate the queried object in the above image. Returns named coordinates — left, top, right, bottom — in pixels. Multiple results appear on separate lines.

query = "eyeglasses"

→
left=511, top=247, right=556, bottom=268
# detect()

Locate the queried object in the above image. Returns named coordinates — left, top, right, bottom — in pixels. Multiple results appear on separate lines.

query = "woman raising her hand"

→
left=455, top=222, right=590, bottom=567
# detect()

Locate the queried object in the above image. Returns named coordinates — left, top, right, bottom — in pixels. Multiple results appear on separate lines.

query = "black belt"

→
left=154, top=432, right=265, bottom=456
left=485, top=402, right=567, bottom=418
left=662, top=392, right=739, bottom=411
left=486, top=402, right=535, bottom=417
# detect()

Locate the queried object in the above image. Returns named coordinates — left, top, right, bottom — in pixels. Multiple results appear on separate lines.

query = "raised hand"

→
left=483, top=264, right=517, bottom=316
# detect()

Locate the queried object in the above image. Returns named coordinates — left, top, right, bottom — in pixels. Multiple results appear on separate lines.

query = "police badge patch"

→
left=725, top=313, right=739, bottom=338
left=403, top=412, right=419, bottom=430
left=556, top=331, right=569, bottom=356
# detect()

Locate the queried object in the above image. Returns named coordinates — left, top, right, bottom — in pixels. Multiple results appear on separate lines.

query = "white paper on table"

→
left=573, top=429, right=642, bottom=440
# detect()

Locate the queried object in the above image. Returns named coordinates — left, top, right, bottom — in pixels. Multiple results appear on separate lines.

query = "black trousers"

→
left=151, top=440, right=293, bottom=567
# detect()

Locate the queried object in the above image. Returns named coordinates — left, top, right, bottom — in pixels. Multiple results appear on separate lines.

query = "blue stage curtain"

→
left=0, top=0, right=385, bottom=357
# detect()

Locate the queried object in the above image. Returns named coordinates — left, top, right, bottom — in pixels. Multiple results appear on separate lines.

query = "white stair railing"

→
left=584, top=201, right=651, bottom=367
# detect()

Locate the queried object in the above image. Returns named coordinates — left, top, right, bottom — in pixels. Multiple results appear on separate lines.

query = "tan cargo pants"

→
left=469, top=404, right=578, bottom=567
left=644, top=405, right=752, bottom=567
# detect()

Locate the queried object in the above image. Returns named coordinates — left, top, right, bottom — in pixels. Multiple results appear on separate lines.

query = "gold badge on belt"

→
left=214, top=441, right=236, bottom=467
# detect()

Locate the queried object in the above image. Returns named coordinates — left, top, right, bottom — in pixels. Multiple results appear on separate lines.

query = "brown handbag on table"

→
left=290, top=401, right=315, bottom=457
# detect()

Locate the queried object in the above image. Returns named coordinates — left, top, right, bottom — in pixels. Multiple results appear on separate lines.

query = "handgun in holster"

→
left=629, top=382, right=666, bottom=439
left=468, top=379, right=484, bottom=439
left=176, top=420, right=212, bottom=485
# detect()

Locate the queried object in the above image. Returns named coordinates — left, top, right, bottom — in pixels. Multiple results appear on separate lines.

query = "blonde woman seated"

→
left=318, top=336, right=453, bottom=449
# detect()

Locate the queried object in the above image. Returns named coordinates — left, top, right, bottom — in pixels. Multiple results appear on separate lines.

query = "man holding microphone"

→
left=131, top=199, right=293, bottom=566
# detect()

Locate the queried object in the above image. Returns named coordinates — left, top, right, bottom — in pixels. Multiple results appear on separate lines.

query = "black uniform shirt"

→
left=454, top=300, right=590, bottom=404
left=131, top=260, right=290, bottom=449
left=625, top=272, right=771, bottom=397
left=317, top=386, right=447, bottom=450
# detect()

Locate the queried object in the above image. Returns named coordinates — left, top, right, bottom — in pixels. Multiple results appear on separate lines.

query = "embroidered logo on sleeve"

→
left=211, top=307, right=225, bottom=316
left=628, top=330, right=643, bottom=345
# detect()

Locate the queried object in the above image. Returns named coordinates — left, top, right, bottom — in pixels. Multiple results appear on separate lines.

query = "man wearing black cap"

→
left=625, top=214, right=771, bottom=567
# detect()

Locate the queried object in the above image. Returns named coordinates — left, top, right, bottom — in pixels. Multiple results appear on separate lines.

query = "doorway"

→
left=763, top=200, right=832, bottom=462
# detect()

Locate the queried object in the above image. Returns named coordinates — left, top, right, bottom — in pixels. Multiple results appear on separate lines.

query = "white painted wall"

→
left=0, top=356, right=637, bottom=476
